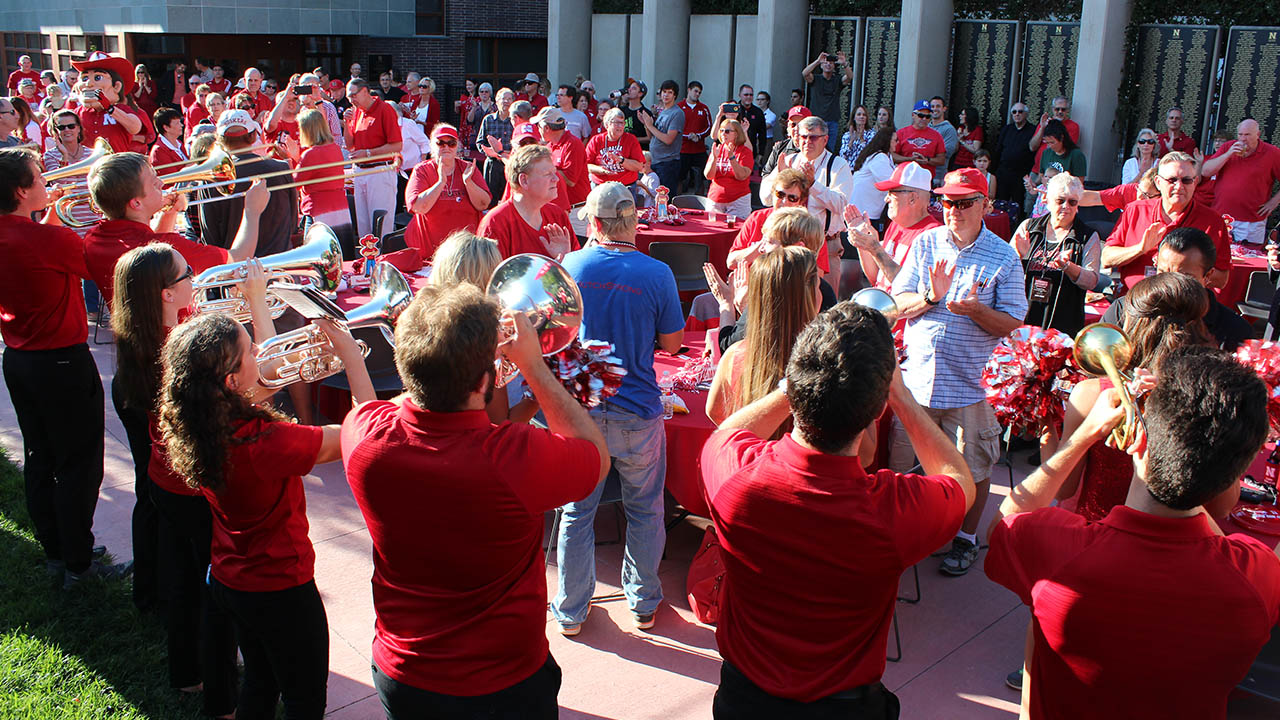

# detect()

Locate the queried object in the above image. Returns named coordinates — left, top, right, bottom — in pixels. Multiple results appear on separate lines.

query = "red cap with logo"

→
left=936, top=167, right=990, bottom=197
left=786, top=106, right=813, bottom=121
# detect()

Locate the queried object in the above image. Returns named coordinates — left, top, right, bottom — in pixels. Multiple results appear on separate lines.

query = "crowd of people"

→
left=3, top=45, right=1280, bottom=720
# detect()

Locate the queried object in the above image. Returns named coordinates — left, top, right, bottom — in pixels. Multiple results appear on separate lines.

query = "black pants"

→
left=210, top=576, right=329, bottom=720
left=372, top=652, right=561, bottom=720
left=483, top=158, right=506, bottom=209
left=151, top=486, right=238, bottom=716
left=712, top=660, right=899, bottom=720
left=110, top=374, right=160, bottom=611
left=679, top=151, right=708, bottom=195
left=3, top=344, right=103, bottom=573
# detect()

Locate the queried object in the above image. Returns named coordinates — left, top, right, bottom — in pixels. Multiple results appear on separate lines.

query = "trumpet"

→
left=485, top=253, right=584, bottom=387
left=1073, top=322, right=1146, bottom=450
left=44, top=138, right=113, bottom=183
left=192, top=223, right=344, bottom=322
left=255, top=261, right=413, bottom=388
left=851, top=287, right=900, bottom=324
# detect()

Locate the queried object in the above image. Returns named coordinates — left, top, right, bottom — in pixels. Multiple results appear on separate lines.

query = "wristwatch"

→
left=924, top=289, right=940, bottom=306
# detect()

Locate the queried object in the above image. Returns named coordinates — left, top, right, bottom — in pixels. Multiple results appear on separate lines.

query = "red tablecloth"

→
left=1216, top=251, right=1268, bottom=310
left=635, top=211, right=739, bottom=276
left=928, top=209, right=1013, bottom=241
left=653, top=336, right=717, bottom=518
left=1233, top=441, right=1280, bottom=549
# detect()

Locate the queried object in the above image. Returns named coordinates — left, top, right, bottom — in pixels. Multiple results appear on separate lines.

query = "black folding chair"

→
left=671, top=194, right=715, bottom=211
left=648, top=241, right=710, bottom=293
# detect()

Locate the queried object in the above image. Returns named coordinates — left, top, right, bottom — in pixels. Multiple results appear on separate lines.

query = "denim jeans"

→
left=825, top=121, right=841, bottom=153
left=552, top=404, right=667, bottom=624
left=652, top=158, right=681, bottom=193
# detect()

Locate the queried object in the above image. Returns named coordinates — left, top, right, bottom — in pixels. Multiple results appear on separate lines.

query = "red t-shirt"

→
left=547, top=132, right=590, bottom=208
left=876, top=214, right=943, bottom=291
left=0, top=214, right=91, bottom=350
left=232, top=89, right=275, bottom=118
left=584, top=132, right=644, bottom=186
left=515, top=92, right=549, bottom=111
left=680, top=100, right=712, bottom=154
left=1098, top=182, right=1139, bottom=213
left=84, top=219, right=230, bottom=311
left=183, top=102, right=210, bottom=129
left=294, top=143, right=347, bottom=217
left=1104, top=198, right=1231, bottom=289
left=269, top=118, right=299, bottom=144
left=987, top=505, right=1280, bottom=720
left=1208, top=141, right=1280, bottom=222
left=1033, top=118, right=1081, bottom=169
left=893, top=125, right=946, bottom=168
left=201, top=418, right=324, bottom=592
left=340, top=400, right=600, bottom=695
left=701, top=429, right=965, bottom=701
left=149, top=140, right=186, bottom=176
left=953, top=125, right=984, bottom=168
left=708, top=143, right=754, bottom=203
left=731, top=207, right=830, bottom=273
left=75, top=104, right=148, bottom=153
left=404, top=159, right=489, bottom=259
left=1157, top=130, right=1198, bottom=156
left=477, top=199, right=578, bottom=258
left=7, top=69, right=40, bottom=94
left=348, top=97, right=403, bottom=152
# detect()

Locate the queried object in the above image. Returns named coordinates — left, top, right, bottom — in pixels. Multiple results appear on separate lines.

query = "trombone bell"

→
left=44, top=138, right=113, bottom=183
left=161, top=150, right=236, bottom=194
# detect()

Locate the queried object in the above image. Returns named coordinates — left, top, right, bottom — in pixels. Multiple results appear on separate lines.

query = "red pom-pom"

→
left=538, top=339, right=628, bottom=408
left=982, top=326, right=1082, bottom=436
left=1235, top=340, right=1280, bottom=432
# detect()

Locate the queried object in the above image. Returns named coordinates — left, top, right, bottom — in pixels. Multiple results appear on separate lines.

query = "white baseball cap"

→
left=216, top=109, right=261, bottom=137
left=874, top=161, right=933, bottom=193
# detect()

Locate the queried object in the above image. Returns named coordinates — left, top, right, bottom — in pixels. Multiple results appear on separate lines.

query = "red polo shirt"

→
left=515, top=92, right=548, bottom=111
left=149, top=139, right=186, bottom=176
left=1208, top=141, right=1280, bottom=223
left=183, top=101, right=210, bottom=129
left=987, top=505, right=1280, bottom=720
left=1103, top=197, right=1231, bottom=289
left=7, top=69, right=40, bottom=94
left=201, top=418, right=324, bottom=592
left=680, top=99, right=712, bottom=154
left=546, top=132, right=590, bottom=208
left=347, top=96, right=403, bottom=153
left=701, top=429, right=965, bottom=702
left=232, top=89, right=275, bottom=118
left=340, top=399, right=600, bottom=695
left=477, top=200, right=577, bottom=258
left=1157, top=130, right=1197, bottom=156
left=83, top=219, right=230, bottom=311
left=731, top=207, right=830, bottom=273
left=1098, top=182, right=1139, bottom=213
left=148, top=408, right=201, bottom=497
left=75, top=104, right=148, bottom=153
left=0, top=214, right=91, bottom=350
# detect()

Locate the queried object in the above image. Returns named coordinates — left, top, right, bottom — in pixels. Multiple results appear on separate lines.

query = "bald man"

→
left=1200, top=118, right=1280, bottom=244
left=232, top=67, right=275, bottom=119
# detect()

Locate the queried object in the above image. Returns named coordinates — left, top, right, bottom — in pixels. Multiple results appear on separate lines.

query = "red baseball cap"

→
left=936, top=167, right=989, bottom=198
left=513, top=122, right=541, bottom=143
left=328, top=79, right=344, bottom=90
left=786, top=106, right=812, bottom=121
left=434, top=125, right=459, bottom=141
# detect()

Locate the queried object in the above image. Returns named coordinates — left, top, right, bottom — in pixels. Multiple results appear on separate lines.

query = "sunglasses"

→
left=419, top=84, right=430, bottom=88
left=1137, top=138, right=1156, bottom=145
left=435, top=138, right=458, bottom=147
left=1053, top=107, right=1068, bottom=112
left=774, top=190, right=802, bottom=203
left=56, top=123, right=78, bottom=131
left=914, top=112, right=932, bottom=119
left=167, top=265, right=194, bottom=287
left=1160, top=175, right=1196, bottom=185
left=799, top=134, right=826, bottom=140
left=940, top=197, right=984, bottom=211
left=1051, top=197, right=1079, bottom=206
left=1011, top=109, right=1027, bottom=113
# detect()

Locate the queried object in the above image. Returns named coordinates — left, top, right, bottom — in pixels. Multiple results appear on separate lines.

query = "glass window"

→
left=415, top=0, right=445, bottom=36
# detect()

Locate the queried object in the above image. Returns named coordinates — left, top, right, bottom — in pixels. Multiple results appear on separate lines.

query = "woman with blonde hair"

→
left=704, top=117, right=754, bottom=218
left=428, top=230, right=501, bottom=289
left=283, top=107, right=355, bottom=258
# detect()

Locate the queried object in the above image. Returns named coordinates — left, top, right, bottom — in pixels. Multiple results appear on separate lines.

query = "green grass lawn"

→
left=0, top=450, right=204, bottom=719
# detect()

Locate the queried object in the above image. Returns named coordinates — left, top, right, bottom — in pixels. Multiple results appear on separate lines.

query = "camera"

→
left=721, top=102, right=741, bottom=115
left=293, top=85, right=314, bottom=96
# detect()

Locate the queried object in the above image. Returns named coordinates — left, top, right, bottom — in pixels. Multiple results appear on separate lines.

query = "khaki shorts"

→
left=888, top=400, right=1003, bottom=482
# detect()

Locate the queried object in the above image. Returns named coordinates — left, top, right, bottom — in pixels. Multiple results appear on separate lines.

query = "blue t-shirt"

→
left=561, top=245, right=684, bottom=419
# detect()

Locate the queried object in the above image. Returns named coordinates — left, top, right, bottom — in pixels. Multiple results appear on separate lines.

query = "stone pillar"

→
left=1072, top=0, right=1133, bottom=182
left=548, top=0, right=593, bottom=87
left=640, top=0, right=691, bottom=90
left=754, top=0, right=809, bottom=110
left=893, top=0, right=953, bottom=129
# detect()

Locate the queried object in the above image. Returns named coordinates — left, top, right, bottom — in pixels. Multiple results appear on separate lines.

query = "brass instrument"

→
left=184, top=164, right=397, bottom=208
left=52, top=150, right=238, bottom=227
left=851, top=287, right=900, bottom=324
left=44, top=138, right=113, bottom=183
left=150, top=144, right=274, bottom=172
left=255, top=261, right=413, bottom=388
left=192, top=223, right=344, bottom=322
left=1073, top=322, right=1145, bottom=450
left=485, top=253, right=584, bottom=387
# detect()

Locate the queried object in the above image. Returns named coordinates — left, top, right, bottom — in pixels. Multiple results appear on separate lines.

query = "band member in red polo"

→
left=701, top=302, right=974, bottom=717
left=0, top=148, right=129, bottom=588
left=476, top=144, right=575, bottom=259
left=341, top=283, right=607, bottom=719
left=404, top=124, right=491, bottom=259
left=343, top=77, right=403, bottom=239
left=231, top=67, right=275, bottom=121
left=986, top=348, right=1280, bottom=720
left=71, top=51, right=145, bottom=152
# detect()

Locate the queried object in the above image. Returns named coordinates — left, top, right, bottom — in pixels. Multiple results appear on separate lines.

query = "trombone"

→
left=1073, top=322, right=1146, bottom=450
left=184, top=163, right=397, bottom=208
left=150, top=143, right=274, bottom=172
left=192, top=223, right=345, bottom=323
left=51, top=150, right=237, bottom=227
left=44, top=138, right=113, bottom=183
left=255, top=260, right=413, bottom=388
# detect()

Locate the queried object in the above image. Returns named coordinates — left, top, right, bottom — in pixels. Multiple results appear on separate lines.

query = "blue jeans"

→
left=552, top=404, right=667, bottom=624
left=826, top=121, right=841, bottom=152
left=652, top=158, right=681, bottom=194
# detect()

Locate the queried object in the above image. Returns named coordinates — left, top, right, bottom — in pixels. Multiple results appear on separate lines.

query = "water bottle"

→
left=659, top=371, right=675, bottom=420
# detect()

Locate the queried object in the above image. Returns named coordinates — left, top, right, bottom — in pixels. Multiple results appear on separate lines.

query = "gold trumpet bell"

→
left=192, top=223, right=344, bottom=322
left=161, top=150, right=236, bottom=194
left=1073, top=322, right=1143, bottom=450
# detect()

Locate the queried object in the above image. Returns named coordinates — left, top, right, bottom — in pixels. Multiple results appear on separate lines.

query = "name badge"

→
left=1030, top=276, right=1053, bottom=303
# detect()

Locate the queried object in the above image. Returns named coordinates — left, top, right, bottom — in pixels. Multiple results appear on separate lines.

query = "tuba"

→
left=192, top=223, right=344, bottom=322
left=255, top=261, right=413, bottom=388
left=485, top=253, right=584, bottom=387
left=851, top=287, right=900, bottom=324
left=1073, top=322, right=1145, bottom=450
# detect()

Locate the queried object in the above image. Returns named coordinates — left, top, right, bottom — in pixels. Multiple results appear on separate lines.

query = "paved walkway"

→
left=2, top=338, right=1277, bottom=718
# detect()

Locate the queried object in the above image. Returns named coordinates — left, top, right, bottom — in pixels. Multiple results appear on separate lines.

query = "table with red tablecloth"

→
left=928, top=208, right=1013, bottom=241
left=653, top=336, right=717, bottom=518
left=571, top=210, right=740, bottom=275
left=1215, top=245, right=1269, bottom=309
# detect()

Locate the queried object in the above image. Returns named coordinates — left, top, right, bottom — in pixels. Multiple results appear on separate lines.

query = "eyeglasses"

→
left=774, top=190, right=802, bottom=203
left=0, top=109, right=15, bottom=115
left=1053, top=107, right=1068, bottom=112
left=1137, top=138, right=1156, bottom=145
left=1050, top=197, right=1079, bottom=206
left=166, top=265, right=194, bottom=287
left=1159, top=175, right=1197, bottom=185
left=435, top=138, right=458, bottom=147
left=940, top=197, right=984, bottom=211
left=799, top=134, right=826, bottom=140
left=56, top=123, right=78, bottom=131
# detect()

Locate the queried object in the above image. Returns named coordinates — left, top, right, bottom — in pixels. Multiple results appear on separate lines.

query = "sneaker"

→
left=45, top=559, right=66, bottom=579
left=92, top=545, right=107, bottom=559
left=939, top=536, right=979, bottom=576
left=1006, top=669, right=1023, bottom=691
left=558, top=622, right=582, bottom=637
left=63, top=559, right=134, bottom=590
left=633, top=611, right=656, bottom=631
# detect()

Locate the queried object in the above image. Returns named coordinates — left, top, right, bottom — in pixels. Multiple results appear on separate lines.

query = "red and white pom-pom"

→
left=670, top=353, right=714, bottom=391
left=1236, top=340, right=1280, bottom=432
left=982, top=326, right=1082, bottom=436
left=539, top=339, right=628, bottom=408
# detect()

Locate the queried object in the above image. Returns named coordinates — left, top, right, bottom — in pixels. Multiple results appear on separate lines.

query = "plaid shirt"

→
left=476, top=111, right=513, bottom=155
left=891, top=224, right=1028, bottom=409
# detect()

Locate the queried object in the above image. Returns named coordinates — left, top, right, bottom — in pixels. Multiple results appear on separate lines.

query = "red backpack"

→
left=686, top=525, right=726, bottom=625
